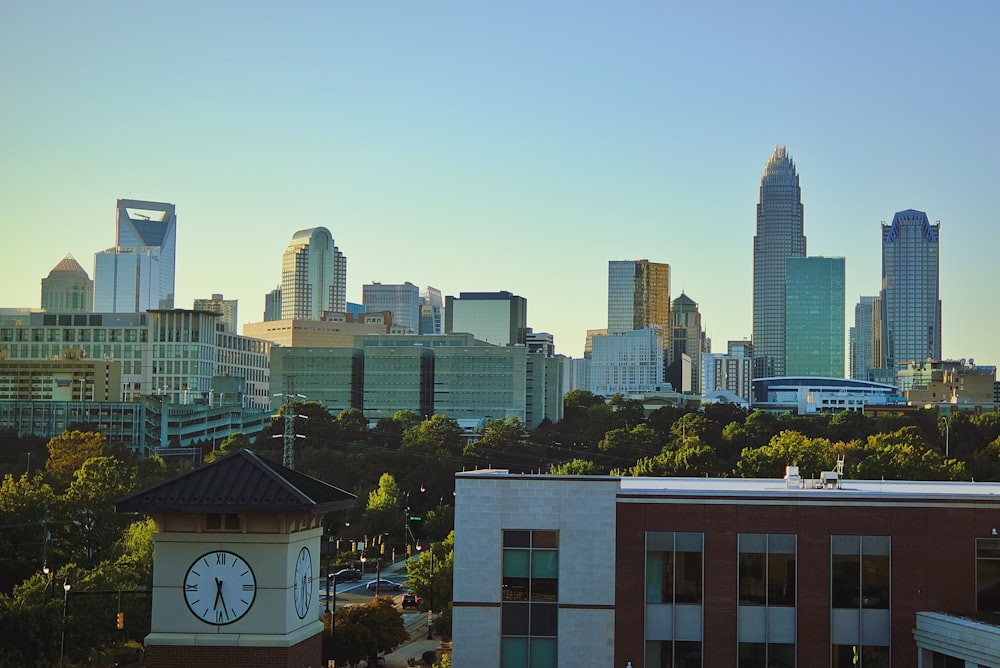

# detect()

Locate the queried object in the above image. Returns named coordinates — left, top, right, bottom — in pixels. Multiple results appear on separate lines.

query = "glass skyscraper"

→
left=94, top=199, right=177, bottom=313
left=785, top=256, right=845, bottom=378
left=607, top=259, right=671, bottom=336
left=40, top=255, right=93, bottom=312
left=444, top=291, right=527, bottom=346
left=280, top=227, right=347, bottom=320
left=753, top=146, right=806, bottom=379
left=363, top=281, right=420, bottom=334
left=880, top=209, right=941, bottom=373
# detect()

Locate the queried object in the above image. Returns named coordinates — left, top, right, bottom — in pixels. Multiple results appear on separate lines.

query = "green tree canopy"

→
left=45, top=430, right=105, bottom=483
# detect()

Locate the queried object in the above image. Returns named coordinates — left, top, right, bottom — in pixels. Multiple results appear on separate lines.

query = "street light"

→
left=417, top=542, right=435, bottom=639
left=60, top=578, right=71, bottom=667
left=941, top=416, right=950, bottom=458
left=42, top=563, right=53, bottom=603
left=404, top=485, right=426, bottom=558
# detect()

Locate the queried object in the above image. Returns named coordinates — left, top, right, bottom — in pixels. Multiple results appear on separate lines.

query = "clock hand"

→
left=214, top=577, right=223, bottom=610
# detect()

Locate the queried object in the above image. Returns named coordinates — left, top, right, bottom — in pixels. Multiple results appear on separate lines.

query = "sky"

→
left=1, top=1, right=997, bottom=363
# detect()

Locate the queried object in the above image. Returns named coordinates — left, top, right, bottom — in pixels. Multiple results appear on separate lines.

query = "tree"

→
left=328, top=597, right=408, bottom=667
left=735, top=430, right=844, bottom=479
left=406, top=532, right=454, bottom=639
left=367, top=473, right=402, bottom=512
left=549, top=459, right=602, bottom=475
left=402, top=415, right=463, bottom=455
left=0, top=473, right=58, bottom=588
left=64, top=456, right=141, bottom=565
left=45, top=430, right=105, bottom=483
left=336, top=408, right=369, bottom=443
left=204, top=432, right=251, bottom=463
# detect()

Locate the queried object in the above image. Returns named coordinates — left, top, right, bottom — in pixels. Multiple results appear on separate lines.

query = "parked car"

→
left=401, top=593, right=420, bottom=609
left=365, top=579, right=404, bottom=592
left=331, top=568, right=362, bottom=583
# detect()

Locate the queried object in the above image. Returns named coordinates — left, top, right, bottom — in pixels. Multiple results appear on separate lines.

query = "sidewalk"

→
left=375, top=637, right=445, bottom=667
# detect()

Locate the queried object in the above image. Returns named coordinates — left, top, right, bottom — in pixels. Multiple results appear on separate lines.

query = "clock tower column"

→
left=116, top=449, right=355, bottom=668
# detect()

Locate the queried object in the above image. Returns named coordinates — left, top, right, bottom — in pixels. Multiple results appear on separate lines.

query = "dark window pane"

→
left=502, top=577, right=529, bottom=601
left=861, top=553, right=889, bottom=609
left=862, top=645, right=889, bottom=668
left=675, top=641, right=701, bottom=668
left=831, top=554, right=860, bottom=608
left=979, top=539, right=1000, bottom=559
left=531, top=578, right=558, bottom=602
left=832, top=645, right=856, bottom=668
left=977, top=559, right=1000, bottom=611
left=501, top=602, right=529, bottom=635
left=533, top=530, right=558, bottom=548
left=504, top=530, right=530, bottom=548
left=530, top=603, right=558, bottom=636
left=769, top=643, right=795, bottom=668
left=739, top=553, right=766, bottom=605
left=739, top=642, right=766, bottom=667
left=662, top=551, right=675, bottom=603
left=675, top=550, right=702, bottom=604
left=768, top=553, right=796, bottom=607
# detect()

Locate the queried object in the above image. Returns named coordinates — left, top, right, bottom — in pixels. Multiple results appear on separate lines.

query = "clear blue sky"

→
left=2, top=1, right=997, bottom=363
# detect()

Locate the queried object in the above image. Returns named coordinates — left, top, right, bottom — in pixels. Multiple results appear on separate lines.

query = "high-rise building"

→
left=362, top=282, right=420, bottom=334
left=419, top=286, right=444, bottom=335
left=667, top=293, right=705, bottom=394
left=94, top=199, right=177, bottom=313
left=880, top=210, right=941, bottom=375
left=589, top=327, right=666, bottom=397
left=193, top=293, right=238, bottom=332
left=445, top=291, right=527, bottom=346
left=607, top=259, right=671, bottom=336
left=263, top=285, right=282, bottom=322
left=280, top=227, right=347, bottom=320
left=785, top=256, right=845, bottom=378
left=753, top=146, right=806, bottom=378
left=40, top=255, right=93, bottom=313
left=850, top=296, right=881, bottom=380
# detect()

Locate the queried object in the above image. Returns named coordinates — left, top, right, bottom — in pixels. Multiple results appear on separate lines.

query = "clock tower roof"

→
left=116, top=449, right=356, bottom=514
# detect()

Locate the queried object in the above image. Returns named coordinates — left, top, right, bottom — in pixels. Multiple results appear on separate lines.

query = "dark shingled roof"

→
left=116, top=449, right=356, bottom=514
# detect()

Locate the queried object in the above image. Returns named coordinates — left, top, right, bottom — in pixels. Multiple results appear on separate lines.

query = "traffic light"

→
left=351, top=541, right=357, bottom=551
left=380, top=543, right=385, bottom=555
left=116, top=612, right=124, bottom=630
left=406, top=544, right=412, bottom=556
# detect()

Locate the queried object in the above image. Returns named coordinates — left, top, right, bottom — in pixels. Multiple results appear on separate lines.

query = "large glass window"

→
left=501, top=529, right=558, bottom=668
left=976, top=539, right=1000, bottom=611
left=647, top=532, right=703, bottom=604
left=830, top=536, right=890, bottom=666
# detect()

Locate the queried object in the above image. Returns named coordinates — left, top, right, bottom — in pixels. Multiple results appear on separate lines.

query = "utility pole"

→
left=272, top=375, right=305, bottom=470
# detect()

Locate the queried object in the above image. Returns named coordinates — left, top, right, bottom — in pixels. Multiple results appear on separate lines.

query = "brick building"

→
left=452, top=470, right=1000, bottom=667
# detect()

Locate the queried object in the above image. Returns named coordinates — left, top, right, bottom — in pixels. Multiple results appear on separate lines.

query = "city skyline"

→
left=1, top=3, right=998, bottom=363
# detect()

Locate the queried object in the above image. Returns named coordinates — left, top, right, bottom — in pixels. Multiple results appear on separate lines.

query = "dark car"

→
left=331, top=568, right=362, bottom=583
left=401, top=593, right=420, bottom=610
left=365, top=579, right=404, bottom=592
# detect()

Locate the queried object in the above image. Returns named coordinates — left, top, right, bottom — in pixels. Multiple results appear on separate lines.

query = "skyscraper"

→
left=607, top=260, right=671, bottom=336
left=40, top=255, right=93, bottom=312
left=193, top=293, right=238, bottom=332
left=445, top=291, right=527, bottom=346
left=280, top=227, right=347, bottom=320
left=419, top=286, right=444, bottom=335
left=880, top=210, right=941, bottom=374
left=850, top=295, right=881, bottom=380
left=753, top=146, right=806, bottom=378
left=667, top=292, right=706, bottom=393
left=785, top=256, right=845, bottom=378
left=94, top=199, right=177, bottom=313
left=363, top=282, right=420, bottom=334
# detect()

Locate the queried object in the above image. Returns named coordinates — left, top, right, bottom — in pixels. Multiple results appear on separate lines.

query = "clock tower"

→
left=117, top=449, right=355, bottom=668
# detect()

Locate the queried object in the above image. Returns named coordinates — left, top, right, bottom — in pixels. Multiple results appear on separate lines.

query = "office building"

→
left=40, top=255, right=93, bottom=313
left=453, top=471, right=1000, bottom=667
left=753, top=146, right=806, bottom=379
left=607, top=259, right=671, bottom=338
left=898, top=359, right=997, bottom=410
left=419, top=286, right=445, bottom=335
left=362, top=282, right=420, bottom=334
left=193, top=293, right=238, bottom=332
left=702, top=351, right=753, bottom=404
left=880, top=210, right=941, bottom=376
left=850, top=296, right=881, bottom=381
left=589, top=327, right=666, bottom=397
left=785, top=256, right=845, bottom=378
left=445, top=291, right=527, bottom=347
left=263, top=285, right=282, bottom=322
left=280, top=227, right=347, bottom=320
left=667, top=293, right=705, bottom=394
left=243, top=312, right=393, bottom=348
left=94, top=199, right=177, bottom=312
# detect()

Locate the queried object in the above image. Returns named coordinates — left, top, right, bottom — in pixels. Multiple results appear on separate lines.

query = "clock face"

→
left=293, top=546, right=313, bottom=619
left=183, top=550, right=256, bottom=625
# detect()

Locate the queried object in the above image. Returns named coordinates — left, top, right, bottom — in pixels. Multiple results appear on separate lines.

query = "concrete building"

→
left=667, top=293, right=705, bottom=394
left=242, top=312, right=393, bottom=348
left=753, top=146, right=806, bottom=379
left=280, top=227, right=347, bottom=320
left=452, top=471, right=1000, bottom=667
left=702, top=350, right=753, bottom=404
left=880, top=210, right=941, bottom=378
left=445, top=291, right=527, bottom=347
left=589, top=327, right=666, bottom=397
left=40, top=255, right=93, bottom=313
left=0, top=309, right=271, bottom=409
left=94, top=199, right=177, bottom=312
left=266, top=334, right=562, bottom=427
left=363, top=282, right=420, bottom=334
left=899, top=359, right=997, bottom=410
left=193, top=293, right=238, bottom=332
left=785, top=256, right=845, bottom=378
left=0, top=350, right=120, bottom=402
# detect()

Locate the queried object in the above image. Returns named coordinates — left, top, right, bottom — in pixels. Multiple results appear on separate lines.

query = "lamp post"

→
left=941, top=416, right=950, bottom=458
left=404, top=485, right=426, bottom=559
left=42, top=563, right=53, bottom=603
left=59, top=578, right=71, bottom=667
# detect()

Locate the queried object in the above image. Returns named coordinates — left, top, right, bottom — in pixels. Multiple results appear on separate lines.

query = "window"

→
left=501, top=529, right=558, bottom=668
left=646, top=532, right=703, bottom=604
left=739, top=534, right=796, bottom=607
left=976, top=538, right=1000, bottom=611
left=205, top=513, right=241, bottom=531
left=830, top=536, right=890, bottom=666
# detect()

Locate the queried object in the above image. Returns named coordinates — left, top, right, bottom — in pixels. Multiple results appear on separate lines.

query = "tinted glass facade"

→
left=785, top=256, right=845, bottom=378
